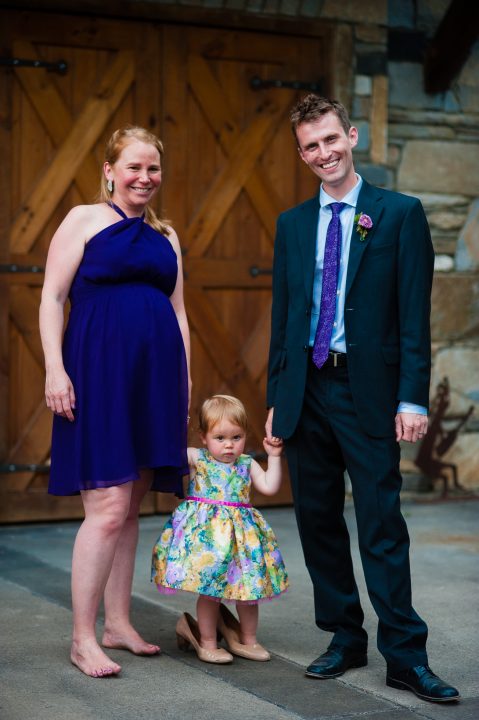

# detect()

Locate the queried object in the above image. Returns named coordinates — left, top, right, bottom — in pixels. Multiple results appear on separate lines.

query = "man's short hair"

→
left=290, top=94, right=351, bottom=142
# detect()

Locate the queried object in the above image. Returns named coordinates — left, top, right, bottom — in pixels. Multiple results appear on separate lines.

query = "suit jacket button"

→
left=303, top=345, right=308, bottom=352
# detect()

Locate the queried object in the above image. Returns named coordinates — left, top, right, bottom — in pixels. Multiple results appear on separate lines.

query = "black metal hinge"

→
left=0, top=57, right=67, bottom=74
left=250, top=76, right=323, bottom=93
left=0, top=264, right=44, bottom=274
left=0, top=464, right=50, bottom=474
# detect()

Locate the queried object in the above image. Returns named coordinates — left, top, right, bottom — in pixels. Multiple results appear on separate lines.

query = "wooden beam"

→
left=185, top=286, right=266, bottom=444
left=13, top=40, right=102, bottom=204
left=188, top=55, right=283, bottom=241
left=11, top=51, right=134, bottom=253
left=186, top=95, right=290, bottom=257
left=184, top=258, right=272, bottom=288
left=424, top=0, right=479, bottom=94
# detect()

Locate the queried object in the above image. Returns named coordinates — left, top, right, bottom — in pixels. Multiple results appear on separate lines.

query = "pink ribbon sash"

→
left=185, top=495, right=252, bottom=508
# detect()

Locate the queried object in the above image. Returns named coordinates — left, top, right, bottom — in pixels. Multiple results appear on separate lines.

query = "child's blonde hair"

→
left=198, top=395, right=248, bottom=434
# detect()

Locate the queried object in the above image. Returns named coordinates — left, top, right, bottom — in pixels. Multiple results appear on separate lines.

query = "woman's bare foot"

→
left=102, top=625, right=160, bottom=655
left=71, top=638, right=121, bottom=678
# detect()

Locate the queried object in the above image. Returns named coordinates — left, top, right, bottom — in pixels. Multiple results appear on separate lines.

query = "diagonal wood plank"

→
left=13, top=40, right=101, bottom=204
left=11, top=50, right=134, bottom=253
left=185, top=286, right=266, bottom=444
left=9, top=286, right=44, bottom=367
left=186, top=96, right=290, bottom=258
left=188, top=55, right=285, bottom=241
left=241, top=301, right=272, bottom=383
left=6, top=401, right=52, bottom=491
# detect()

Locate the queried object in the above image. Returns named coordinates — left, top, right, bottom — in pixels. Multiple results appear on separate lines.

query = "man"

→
left=265, top=94, right=459, bottom=703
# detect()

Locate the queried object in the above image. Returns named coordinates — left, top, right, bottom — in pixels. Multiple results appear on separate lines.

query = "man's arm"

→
left=266, top=215, right=289, bottom=410
left=396, top=198, right=435, bottom=442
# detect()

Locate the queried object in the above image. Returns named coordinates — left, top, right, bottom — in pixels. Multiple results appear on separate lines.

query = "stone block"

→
left=388, top=62, right=445, bottom=110
left=388, top=0, right=415, bottom=27
left=355, top=24, right=387, bottom=44
left=428, top=211, right=467, bottom=231
left=353, top=120, right=370, bottom=151
left=299, top=0, right=321, bottom=17
left=434, top=255, right=454, bottom=272
left=389, top=124, right=455, bottom=141
left=431, top=274, right=479, bottom=342
left=398, top=141, right=479, bottom=196
left=322, top=0, right=387, bottom=24
left=355, top=75, right=372, bottom=96
left=416, top=193, right=470, bottom=210
left=456, top=200, right=479, bottom=272
left=355, top=162, right=392, bottom=188
left=278, top=0, right=300, bottom=16
left=352, top=95, right=371, bottom=119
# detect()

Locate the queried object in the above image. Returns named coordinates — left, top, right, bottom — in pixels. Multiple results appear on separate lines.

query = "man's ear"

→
left=349, top=126, right=359, bottom=149
left=297, top=146, right=308, bottom=164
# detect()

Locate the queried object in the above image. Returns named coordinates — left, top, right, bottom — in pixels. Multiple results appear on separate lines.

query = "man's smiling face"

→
left=296, top=112, right=358, bottom=198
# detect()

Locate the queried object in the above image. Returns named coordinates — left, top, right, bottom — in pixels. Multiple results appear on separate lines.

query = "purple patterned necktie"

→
left=312, top=202, right=346, bottom=369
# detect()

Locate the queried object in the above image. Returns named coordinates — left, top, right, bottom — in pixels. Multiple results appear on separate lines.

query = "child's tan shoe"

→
left=176, top=612, right=233, bottom=664
left=217, top=604, right=271, bottom=661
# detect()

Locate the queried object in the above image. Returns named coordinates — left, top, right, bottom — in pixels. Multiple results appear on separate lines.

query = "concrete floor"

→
left=0, top=495, right=478, bottom=719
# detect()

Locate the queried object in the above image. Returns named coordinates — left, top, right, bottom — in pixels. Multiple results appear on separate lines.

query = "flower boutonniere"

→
left=354, top=212, right=373, bottom=241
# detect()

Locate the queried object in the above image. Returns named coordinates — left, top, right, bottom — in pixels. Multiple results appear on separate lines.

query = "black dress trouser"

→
left=285, top=360, right=428, bottom=671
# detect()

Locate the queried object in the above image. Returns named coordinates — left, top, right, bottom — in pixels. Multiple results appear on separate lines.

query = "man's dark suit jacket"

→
left=267, top=179, right=435, bottom=439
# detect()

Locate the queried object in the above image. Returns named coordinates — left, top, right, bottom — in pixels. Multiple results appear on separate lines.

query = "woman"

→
left=39, top=126, right=191, bottom=678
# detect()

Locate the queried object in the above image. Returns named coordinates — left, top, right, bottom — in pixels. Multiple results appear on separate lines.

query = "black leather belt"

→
left=308, top=348, right=348, bottom=367
left=323, top=351, right=348, bottom=367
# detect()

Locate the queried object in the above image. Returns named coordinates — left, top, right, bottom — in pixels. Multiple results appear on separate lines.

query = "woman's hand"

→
left=45, top=367, right=76, bottom=422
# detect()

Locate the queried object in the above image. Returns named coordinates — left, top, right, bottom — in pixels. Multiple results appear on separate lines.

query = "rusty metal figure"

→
left=414, top=377, right=474, bottom=496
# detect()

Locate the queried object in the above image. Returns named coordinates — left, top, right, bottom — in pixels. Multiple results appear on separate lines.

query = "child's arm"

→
left=249, top=437, right=283, bottom=496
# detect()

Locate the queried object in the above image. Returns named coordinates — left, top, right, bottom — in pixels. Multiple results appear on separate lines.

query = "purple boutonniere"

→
left=354, top=212, right=373, bottom=240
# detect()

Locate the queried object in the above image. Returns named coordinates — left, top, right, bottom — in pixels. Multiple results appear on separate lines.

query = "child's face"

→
left=201, top=419, right=246, bottom=464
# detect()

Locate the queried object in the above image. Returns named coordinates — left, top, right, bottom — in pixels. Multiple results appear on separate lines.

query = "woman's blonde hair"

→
left=99, top=125, right=170, bottom=235
left=198, top=395, right=248, bottom=434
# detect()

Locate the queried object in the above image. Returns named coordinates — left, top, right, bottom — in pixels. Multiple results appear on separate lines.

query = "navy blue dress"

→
left=49, top=204, right=188, bottom=496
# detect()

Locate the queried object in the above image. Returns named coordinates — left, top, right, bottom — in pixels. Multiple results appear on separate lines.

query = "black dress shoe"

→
left=305, top=645, right=367, bottom=679
left=386, top=665, right=460, bottom=703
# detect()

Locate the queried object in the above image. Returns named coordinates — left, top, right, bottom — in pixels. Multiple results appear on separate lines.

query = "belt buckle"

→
left=329, top=351, right=339, bottom=367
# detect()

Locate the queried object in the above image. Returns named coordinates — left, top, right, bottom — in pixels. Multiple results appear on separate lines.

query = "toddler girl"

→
left=151, top=394, right=288, bottom=664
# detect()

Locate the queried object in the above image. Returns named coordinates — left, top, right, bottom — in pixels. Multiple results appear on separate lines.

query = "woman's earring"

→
left=107, top=179, right=113, bottom=193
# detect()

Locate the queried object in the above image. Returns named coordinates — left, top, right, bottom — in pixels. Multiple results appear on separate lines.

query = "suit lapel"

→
left=346, top=180, right=384, bottom=297
left=296, top=196, right=320, bottom=301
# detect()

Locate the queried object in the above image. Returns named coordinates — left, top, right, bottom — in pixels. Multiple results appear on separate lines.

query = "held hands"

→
left=263, top=436, right=283, bottom=457
left=395, top=412, right=428, bottom=443
left=45, top=367, right=76, bottom=422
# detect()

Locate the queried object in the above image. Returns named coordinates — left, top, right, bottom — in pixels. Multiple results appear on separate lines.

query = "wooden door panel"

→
left=1, top=12, right=328, bottom=521
left=163, top=26, right=324, bottom=506
left=1, top=10, right=160, bottom=521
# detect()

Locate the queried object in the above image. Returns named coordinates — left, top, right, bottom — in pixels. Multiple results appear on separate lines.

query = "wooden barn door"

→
left=0, top=11, right=327, bottom=522
left=0, top=9, right=162, bottom=521
left=161, top=27, right=324, bottom=506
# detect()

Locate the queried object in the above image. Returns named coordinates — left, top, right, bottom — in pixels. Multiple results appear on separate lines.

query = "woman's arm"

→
left=168, top=227, right=192, bottom=405
left=39, top=205, right=90, bottom=421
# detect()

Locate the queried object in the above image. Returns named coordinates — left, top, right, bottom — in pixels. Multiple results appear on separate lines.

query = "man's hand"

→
left=265, top=407, right=283, bottom=446
left=395, top=412, right=428, bottom=443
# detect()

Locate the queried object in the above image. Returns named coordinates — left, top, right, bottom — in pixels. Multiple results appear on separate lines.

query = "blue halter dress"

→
left=49, top=203, right=188, bottom=496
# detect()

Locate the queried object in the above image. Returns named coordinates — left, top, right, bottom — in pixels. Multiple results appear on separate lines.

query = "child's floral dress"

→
left=151, top=449, right=289, bottom=602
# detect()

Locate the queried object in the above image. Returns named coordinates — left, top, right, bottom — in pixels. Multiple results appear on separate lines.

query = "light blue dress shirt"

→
left=308, top=175, right=426, bottom=416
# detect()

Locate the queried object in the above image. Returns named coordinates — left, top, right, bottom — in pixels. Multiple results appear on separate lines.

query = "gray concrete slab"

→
left=0, top=497, right=478, bottom=719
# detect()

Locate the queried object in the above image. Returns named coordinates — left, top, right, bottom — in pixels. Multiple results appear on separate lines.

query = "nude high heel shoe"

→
left=217, top=604, right=271, bottom=661
left=176, top=612, right=233, bottom=664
